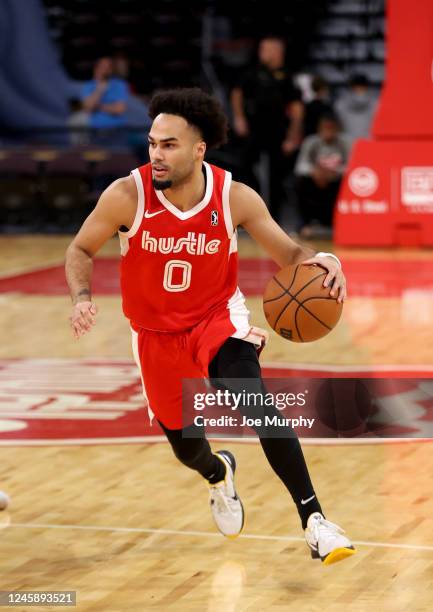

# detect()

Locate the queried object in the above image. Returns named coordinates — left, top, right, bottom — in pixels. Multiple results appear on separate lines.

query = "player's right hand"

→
left=70, top=301, right=98, bottom=339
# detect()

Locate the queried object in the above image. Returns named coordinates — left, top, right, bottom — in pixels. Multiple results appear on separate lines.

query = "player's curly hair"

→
left=148, top=88, right=228, bottom=149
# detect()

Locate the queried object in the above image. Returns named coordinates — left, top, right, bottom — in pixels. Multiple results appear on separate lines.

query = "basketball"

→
left=263, top=264, right=343, bottom=342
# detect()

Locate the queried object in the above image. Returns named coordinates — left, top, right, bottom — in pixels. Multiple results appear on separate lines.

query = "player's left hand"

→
left=301, top=255, right=347, bottom=303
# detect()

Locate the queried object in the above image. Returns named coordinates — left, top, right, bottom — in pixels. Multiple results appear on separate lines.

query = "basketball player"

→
left=65, top=88, right=355, bottom=565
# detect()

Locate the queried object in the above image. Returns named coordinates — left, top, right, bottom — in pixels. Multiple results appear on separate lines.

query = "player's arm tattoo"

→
left=65, top=243, right=94, bottom=304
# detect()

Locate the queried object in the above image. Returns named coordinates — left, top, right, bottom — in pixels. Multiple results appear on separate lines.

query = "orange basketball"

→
left=263, top=264, right=343, bottom=342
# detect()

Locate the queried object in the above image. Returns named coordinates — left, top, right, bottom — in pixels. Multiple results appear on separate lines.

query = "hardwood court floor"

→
left=1, top=441, right=433, bottom=612
left=1, top=235, right=432, bottom=364
left=0, top=235, right=432, bottom=611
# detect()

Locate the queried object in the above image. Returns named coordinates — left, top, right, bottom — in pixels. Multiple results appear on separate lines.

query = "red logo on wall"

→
left=348, top=167, right=378, bottom=197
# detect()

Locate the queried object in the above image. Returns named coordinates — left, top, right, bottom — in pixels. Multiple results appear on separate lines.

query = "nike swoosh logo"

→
left=144, top=209, right=166, bottom=219
left=300, top=494, right=316, bottom=505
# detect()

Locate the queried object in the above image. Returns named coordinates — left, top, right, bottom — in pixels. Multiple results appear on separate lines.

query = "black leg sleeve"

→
left=158, top=420, right=225, bottom=484
left=209, top=338, right=323, bottom=528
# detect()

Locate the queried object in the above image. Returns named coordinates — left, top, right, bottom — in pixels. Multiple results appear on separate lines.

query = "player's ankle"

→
left=206, top=454, right=226, bottom=484
left=297, top=495, right=323, bottom=529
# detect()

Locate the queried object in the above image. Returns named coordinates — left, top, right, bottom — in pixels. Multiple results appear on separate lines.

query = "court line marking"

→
left=261, top=362, right=433, bottom=372
left=0, top=255, right=119, bottom=281
left=5, top=522, right=433, bottom=553
left=0, top=436, right=431, bottom=447
left=2, top=357, right=433, bottom=371
left=0, top=261, right=65, bottom=280
left=0, top=359, right=431, bottom=447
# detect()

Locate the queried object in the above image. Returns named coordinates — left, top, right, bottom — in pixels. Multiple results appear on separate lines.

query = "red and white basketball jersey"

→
left=119, top=161, right=249, bottom=333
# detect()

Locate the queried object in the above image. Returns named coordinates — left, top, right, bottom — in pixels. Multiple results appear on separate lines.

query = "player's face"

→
left=149, top=114, right=206, bottom=190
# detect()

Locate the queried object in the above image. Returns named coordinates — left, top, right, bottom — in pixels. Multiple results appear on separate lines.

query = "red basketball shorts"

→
left=130, top=299, right=268, bottom=429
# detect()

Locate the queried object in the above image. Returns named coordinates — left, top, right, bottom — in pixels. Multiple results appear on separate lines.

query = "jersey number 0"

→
left=163, top=259, right=192, bottom=292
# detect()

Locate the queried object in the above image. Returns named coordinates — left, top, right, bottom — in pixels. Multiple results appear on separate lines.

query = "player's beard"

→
left=152, top=178, right=173, bottom=190
left=152, top=162, right=194, bottom=190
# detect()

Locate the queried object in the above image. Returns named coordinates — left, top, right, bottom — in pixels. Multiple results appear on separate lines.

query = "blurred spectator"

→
left=111, top=53, right=152, bottom=157
left=335, top=74, right=378, bottom=141
left=112, top=52, right=140, bottom=97
left=80, top=57, right=128, bottom=130
left=67, top=98, right=90, bottom=145
left=112, top=52, right=130, bottom=81
left=210, top=15, right=255, bottom=90
left=230, top=36, right=303, bottom=221
left=303, top=76, right=334, bottom=137
left=295, top=114, right=350, bottom=237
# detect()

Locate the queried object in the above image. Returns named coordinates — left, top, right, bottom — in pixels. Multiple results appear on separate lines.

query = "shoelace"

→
left=210, top=486, right=237, bottom=515
left=312, top=516, right=345, bottom=542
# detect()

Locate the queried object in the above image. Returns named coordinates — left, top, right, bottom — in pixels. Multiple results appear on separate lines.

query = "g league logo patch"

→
left=211, top=210, right=218, bottom=226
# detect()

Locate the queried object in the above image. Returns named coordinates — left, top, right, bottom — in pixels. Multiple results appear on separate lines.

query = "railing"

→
left=0, top=131, right=149, bottom=232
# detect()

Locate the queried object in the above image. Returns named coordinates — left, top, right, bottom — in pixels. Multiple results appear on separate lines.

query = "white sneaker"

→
left=208, top=451, right=244, bottom=539
left=305, top=512, right=356, bottom=565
